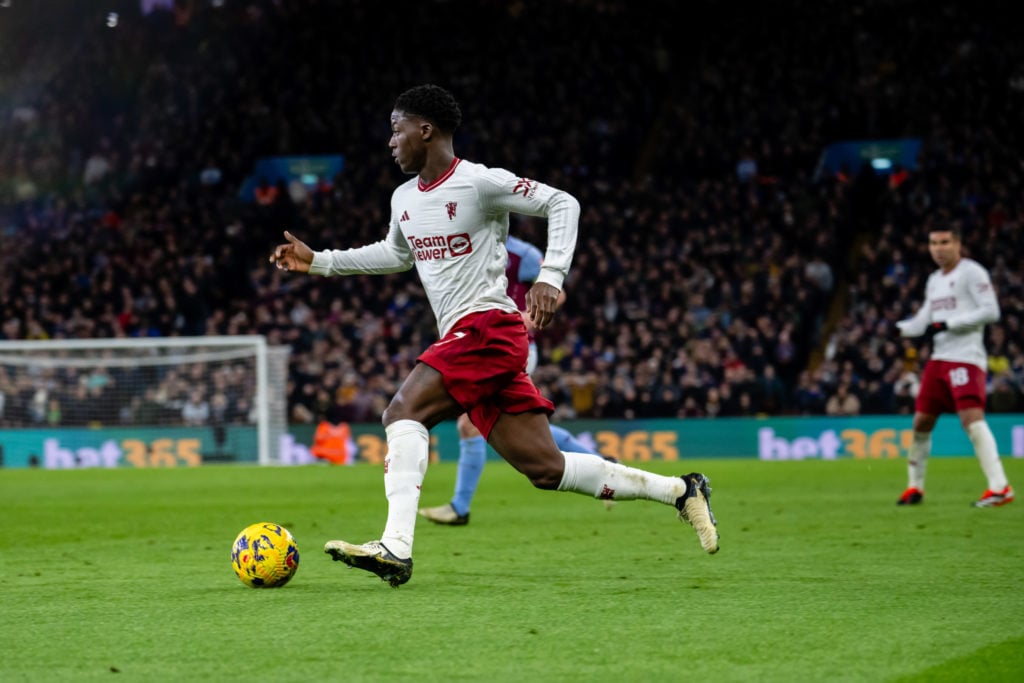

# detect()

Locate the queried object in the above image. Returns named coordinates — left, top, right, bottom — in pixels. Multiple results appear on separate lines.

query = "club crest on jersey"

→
left=445, top=201, right=457, bottom=220
left=513, top=178, right=537, bottom=199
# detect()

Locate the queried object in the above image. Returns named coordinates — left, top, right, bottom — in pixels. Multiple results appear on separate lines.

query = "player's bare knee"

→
left=912, top=414, right=937, bottom=433
left=959, top=410, right=985, bottom=431
left=521, top=460, right=564, bottom=490
left=527, top=469, right=562, bottom=490
left=381, top=400, right=408, bottom=427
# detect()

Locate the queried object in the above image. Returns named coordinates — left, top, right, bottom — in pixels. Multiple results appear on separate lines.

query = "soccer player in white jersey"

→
left=895, top=226, right=1013, bottom=508
left=418, top=235, right=615, bottom=526
left=269, top=84, right=718, bottom=586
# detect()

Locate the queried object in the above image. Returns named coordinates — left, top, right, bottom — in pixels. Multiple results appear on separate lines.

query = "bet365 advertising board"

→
left=2, top=416, right=1023, bottom=469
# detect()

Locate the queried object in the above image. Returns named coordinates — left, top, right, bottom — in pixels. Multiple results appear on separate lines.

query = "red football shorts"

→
left=915, top=359, right=987, bottom=415
left=418, top=309, right=554, bottom=439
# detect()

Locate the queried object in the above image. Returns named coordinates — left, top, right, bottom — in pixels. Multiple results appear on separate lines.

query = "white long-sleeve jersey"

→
left=308, top=158, right=579, bottom=337
left=896, top=257, right=1000, bottom=370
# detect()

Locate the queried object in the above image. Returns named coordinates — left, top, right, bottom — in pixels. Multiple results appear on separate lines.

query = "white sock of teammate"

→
left=557, top=451, right=686, bottom=504
left=381, top=420, right=429, bottom=559
left=967, top=420, right=1008, bottom=491
left=907, top=431, right=931, bottom=490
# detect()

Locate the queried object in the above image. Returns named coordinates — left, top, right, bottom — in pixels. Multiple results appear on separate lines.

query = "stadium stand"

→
left=1, top=0, right=1021, bottom=427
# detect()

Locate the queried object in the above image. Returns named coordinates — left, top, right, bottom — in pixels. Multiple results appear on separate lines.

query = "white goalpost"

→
left=0, top=336, right=289, bottom=466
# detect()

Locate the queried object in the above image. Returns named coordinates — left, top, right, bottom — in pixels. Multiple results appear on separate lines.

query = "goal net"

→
left=0, top=336, right=289, bottom=467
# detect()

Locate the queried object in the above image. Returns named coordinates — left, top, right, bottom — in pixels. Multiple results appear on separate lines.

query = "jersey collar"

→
left=418, top=158, right=461, bottom=192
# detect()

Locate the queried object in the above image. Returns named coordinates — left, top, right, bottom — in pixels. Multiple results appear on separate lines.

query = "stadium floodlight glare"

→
left=0, top=336, right=289, bottom=465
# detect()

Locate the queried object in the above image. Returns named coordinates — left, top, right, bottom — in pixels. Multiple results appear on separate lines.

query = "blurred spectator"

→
left=0, top=0, right=1021, bottom=427
left=988, top=378, right=1021, bottom=414
left=755, top=364, right=787, bottom=415
left=703, top=386, right=723, bottom=419
left=793, top=372, right=827, bottom=415
left=825, top=383, right=861, bottom=417
left=892, top=372, right=920, bottom=415
left=181, top=388, right=210, bottom=426
left=859, top=380, right=891, bottom=415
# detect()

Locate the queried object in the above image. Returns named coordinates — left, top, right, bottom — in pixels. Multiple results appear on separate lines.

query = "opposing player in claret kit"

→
left=269, top=84, right=719, bottom=586
left=895, top=226, right=1013, bottom=508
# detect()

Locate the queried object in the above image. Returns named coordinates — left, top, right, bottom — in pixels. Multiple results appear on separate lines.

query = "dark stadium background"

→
left=2, top=0, right=1022, bottom=432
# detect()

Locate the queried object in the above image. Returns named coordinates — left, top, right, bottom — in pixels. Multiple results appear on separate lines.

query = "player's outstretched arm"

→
left=895, top=303, right=931, bottom=338
left=269, top=231, right=314, bottom=273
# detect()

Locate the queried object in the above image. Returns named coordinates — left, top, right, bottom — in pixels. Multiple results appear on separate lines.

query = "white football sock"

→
left=967, top=420, right=1008, bottom=491
left=907, top=431, right=931, bottom=490
left=381, top=420, right=429, bottom=559
left=557, top=451, right=686, bottom=505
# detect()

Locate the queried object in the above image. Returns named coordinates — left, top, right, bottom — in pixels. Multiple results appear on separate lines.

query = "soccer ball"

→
left=231, top=522, right=300, bottom=588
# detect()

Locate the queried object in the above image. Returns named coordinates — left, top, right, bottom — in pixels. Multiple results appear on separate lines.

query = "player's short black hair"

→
left=930, top=223, right=962, bottom=240
left=394, top=84, right=462, bottom=134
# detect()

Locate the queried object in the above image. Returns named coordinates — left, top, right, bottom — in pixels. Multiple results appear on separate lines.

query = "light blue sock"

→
left=451, top=436, right=486, bottom=516
left=550, top=424, right=598, bottom=456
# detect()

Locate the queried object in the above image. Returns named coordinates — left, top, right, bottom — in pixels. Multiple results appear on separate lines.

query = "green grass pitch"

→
left=2, top=456, right=1022, bottom=682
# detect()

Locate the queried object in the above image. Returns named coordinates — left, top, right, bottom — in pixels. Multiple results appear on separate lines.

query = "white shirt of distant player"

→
left=308, top=158, right=579, bottom=337
left=896, top=257, right=1000, bottom=370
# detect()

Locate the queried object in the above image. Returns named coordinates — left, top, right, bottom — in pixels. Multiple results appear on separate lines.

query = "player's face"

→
left=928, top=230, right=961, bottom=271
left=389, top=111, right=427, bottom=174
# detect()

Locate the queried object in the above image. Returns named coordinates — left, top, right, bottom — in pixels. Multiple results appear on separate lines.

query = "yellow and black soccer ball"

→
left=231, top=522, right=300, bottom=588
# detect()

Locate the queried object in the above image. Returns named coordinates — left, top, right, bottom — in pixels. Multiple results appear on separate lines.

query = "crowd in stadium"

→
left=1, top=0, right=1021, bottom=428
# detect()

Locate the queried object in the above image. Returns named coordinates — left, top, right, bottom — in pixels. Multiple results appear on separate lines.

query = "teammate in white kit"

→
left=895, top=226, right=1013, bottom=507
left=269, top=85, right=719, bottom=586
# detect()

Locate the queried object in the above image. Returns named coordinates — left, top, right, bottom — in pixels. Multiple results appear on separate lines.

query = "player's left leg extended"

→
left=548, top=423, right=617, bottom=509
left=488, top=411, right=719, bottom=554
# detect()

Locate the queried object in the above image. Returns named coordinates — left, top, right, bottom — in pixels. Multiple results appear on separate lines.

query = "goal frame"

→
left=0, top=335, right=288, bottom=465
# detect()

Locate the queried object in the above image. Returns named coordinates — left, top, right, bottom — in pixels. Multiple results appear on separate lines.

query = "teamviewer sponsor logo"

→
left=406, top=233, right=472, bottom=261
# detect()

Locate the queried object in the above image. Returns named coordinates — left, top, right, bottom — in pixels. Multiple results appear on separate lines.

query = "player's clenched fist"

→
left=269, top=231, right=314, bottom=272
